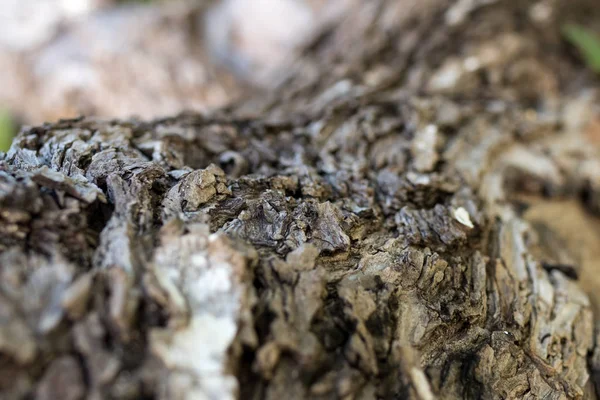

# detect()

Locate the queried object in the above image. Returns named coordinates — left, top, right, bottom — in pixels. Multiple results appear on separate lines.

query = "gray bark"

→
left=2, top=0, right=600, bottom=399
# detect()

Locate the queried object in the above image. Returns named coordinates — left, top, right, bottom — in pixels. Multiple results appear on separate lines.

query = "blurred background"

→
left=0, top=0, right=353, bottom=150
left=2, top=0, right=600, bottom=154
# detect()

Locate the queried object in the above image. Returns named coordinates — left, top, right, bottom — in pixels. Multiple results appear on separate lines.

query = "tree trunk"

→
left=2, top=0, right=600, bottom=399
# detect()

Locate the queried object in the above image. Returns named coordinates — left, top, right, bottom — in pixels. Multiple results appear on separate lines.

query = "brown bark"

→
left=2, top=0, right=600, bottom=399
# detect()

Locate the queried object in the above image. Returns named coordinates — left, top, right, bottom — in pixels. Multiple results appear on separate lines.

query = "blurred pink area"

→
left=0, top=0, right=351, bottom=123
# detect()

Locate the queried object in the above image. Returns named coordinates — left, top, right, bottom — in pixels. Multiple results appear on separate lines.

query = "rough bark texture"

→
left=2, top=0, right=600, bottom=399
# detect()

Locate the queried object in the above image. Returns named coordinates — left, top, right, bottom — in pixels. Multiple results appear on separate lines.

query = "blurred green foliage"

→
left=0, top=110, right=15, bottom=152
left=563, top=24, right=600, bottom=74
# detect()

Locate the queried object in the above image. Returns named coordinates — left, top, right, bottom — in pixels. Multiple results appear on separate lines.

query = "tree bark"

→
left=2, top=0, right=600, bottom=399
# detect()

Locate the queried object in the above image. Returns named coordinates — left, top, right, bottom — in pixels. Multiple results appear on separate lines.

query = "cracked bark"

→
left=2, top=0, right=600, bottom=399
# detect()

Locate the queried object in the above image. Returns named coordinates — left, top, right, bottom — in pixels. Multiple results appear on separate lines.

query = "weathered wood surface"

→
left=2, top=0, right=600, bottom=399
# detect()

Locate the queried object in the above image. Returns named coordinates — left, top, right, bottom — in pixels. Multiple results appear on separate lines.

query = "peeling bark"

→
left=2, top=0, right=600, bottom=399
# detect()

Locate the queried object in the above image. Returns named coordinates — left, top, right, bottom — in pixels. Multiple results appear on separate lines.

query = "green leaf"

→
left=563, top=24, right=600, bottom=74
left=0, top=110, right=15, bottom=152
